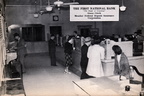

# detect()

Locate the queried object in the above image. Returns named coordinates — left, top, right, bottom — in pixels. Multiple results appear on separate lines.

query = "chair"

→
left=129, top=65, right=144, bottom=91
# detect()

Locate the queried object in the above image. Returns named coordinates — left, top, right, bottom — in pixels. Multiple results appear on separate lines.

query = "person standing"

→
left=64, top=36, right=74, bottom=74
left=80, top=37, right=94, bottom=79
left=13, top=33, right=27, bottom=73
left=86, top=38, right=105, bottom=77
left=48, top=35, right=57, bottom=66
left=112, top=45, right=130, bottom=80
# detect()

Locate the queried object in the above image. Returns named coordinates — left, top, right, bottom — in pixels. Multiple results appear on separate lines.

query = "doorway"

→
left=49, top=26, right=62, bottom=36
left=78, top=25, right=92, bottom=38
left=49, top=26, right=62, bottom=46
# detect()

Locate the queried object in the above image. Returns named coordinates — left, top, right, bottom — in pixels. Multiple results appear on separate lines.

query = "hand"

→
left=119, top=75, right=122, bottom=81
left=73, top=47, right=76, bottom=50
left=13, top=47, right=17, bottom=50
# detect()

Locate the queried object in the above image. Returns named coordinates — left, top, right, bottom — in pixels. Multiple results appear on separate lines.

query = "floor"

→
left=2, top=53, right=142, bottom=96
left=23, top=53, right=81, bottom=96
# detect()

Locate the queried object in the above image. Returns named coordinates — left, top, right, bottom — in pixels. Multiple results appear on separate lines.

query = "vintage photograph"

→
left=0, top=0, right=144, bottom=96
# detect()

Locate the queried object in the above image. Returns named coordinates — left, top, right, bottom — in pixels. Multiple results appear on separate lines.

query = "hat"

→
left=85, top=37, right=92, bottom=43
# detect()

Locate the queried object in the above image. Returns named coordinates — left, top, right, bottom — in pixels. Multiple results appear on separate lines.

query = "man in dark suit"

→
left=80, top=37, right=93, bottom=79
left=48, top=35, right=57, bottom=66
left=13, top=33, right=27, bottom=73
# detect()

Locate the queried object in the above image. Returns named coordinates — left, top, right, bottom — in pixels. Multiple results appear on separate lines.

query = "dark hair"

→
left=74, top=31, right=77, bottom=34
left=136, top=30, right=142, bottom=35
left=13, top=33, right=20, bottom=37
left=112, top=45, right=122, bottom=55
left=50, top=34, right=55, bottom=37
left=92, top=38, right=101, bottom=45
left=67, top=36, right=74, bottom=41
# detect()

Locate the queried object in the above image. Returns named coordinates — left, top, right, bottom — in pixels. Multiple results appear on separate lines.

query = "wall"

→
left=26, top=42, right=48, bottom=54
left=5, top=0, right=144, bottom=38
left=5, top=6, right=100, bottom=41
left=102, top=0, right=144, bottom=36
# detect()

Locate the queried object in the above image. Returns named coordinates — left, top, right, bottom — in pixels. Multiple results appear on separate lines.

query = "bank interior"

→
left=0, top=0, right=144, bottom=96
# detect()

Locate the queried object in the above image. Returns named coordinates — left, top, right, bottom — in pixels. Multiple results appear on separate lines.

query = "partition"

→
left=102, top=41, right=133, bottom=59
left=0, top=15, right=6, bottom=87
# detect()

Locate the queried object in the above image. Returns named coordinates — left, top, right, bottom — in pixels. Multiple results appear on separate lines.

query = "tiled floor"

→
left=23, top=53, right=81, bottom=96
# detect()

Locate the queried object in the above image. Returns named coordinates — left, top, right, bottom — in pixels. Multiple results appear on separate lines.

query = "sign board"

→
left=70, top=5, right=119, bottom=21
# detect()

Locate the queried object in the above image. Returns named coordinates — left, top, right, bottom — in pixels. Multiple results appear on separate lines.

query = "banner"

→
left=70, top=5, right=119, bottom=21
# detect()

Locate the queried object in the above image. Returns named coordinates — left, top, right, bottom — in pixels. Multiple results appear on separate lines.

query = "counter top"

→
left=73, top=75, right=141, bottom=96
left=6, top=52, right=17, bottom=64
left=102, top=55, right=144, bottom=63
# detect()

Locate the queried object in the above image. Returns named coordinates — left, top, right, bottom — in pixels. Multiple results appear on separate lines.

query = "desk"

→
left=73, top=76, right=141, bottom=96
left=2, top=52, right=25, bottom=96
left=6, top=52, right=17, bottom=64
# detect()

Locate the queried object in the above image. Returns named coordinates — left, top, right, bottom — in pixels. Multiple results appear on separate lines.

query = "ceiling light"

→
left=54, top=0, right=63, bottom=7
left=46, top=6, right=53, bottom=11
left=33, top=13, right=39, bottom=18
left=120, top=0, right=126, bottom=11
left=34, top=0, right=39, bottom=18
left=120, top=5, right=126, bottom=11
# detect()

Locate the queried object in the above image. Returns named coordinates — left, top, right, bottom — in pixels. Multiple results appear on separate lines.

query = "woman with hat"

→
left=80, top=37, right=94, bottom=79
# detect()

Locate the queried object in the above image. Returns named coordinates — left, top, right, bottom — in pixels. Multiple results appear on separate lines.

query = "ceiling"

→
left=5, top=0, right=121, bottom=6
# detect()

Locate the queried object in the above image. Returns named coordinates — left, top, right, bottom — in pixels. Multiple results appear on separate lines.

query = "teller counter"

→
left=56, top=39, right=144, bottom=81
left=56, top=46, right=144, bottom=81
left=56, top=47, right=81, bottom=76
left=102, top=56, right=144, bottom=80
left=102, top=40, right=133, bottom=59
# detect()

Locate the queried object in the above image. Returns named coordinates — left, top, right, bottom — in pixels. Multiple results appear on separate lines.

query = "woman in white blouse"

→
left=86, top=38, right=105, bottom=77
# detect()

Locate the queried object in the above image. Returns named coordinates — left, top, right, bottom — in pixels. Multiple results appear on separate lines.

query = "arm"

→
left=87, top=46, right=91, bottom=58
left=17, top=39, right=26, bottom=50
left=8, top=41, right=17, bottom=51
left=120, top=54, right=130, bottom=76
left=100, top=47, right=105, bottom=60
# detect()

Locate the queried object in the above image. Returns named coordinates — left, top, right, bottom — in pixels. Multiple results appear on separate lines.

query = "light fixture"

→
left=54, top=0, right=64, bottom=7
left=120, top=6, right=126, bottom=11
left=46, top=6, right=53, bottom=11
left=33, top=13, right=39, bottom=18
left=33, top=0, right=39, bottom=18
left=46, top=0, right=53, bottom=11
left=120, top=0, right=126, bottom=11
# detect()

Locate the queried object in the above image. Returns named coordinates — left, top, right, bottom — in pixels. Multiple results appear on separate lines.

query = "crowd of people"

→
left=80, top=37, right=130, bottom=80
left=52, top=33, right=130, bottom=80
left=47, top=33, right=131, bottom=80
left=9, top=32, right=131, bottom=80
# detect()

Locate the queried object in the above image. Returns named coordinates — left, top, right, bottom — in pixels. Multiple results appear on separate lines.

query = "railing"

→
left=130, top=65, right=144, bottom=91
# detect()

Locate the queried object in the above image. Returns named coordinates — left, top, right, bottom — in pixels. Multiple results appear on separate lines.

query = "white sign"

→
left=70, top=5, right=119, bottom=21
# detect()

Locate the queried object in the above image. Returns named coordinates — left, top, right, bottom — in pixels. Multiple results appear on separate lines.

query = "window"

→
left=22, top=24, right=45, bottom=42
